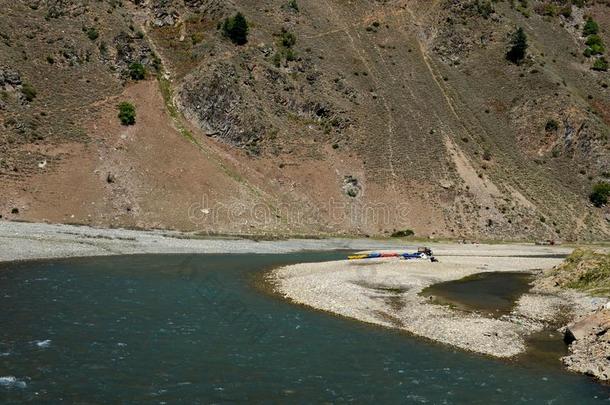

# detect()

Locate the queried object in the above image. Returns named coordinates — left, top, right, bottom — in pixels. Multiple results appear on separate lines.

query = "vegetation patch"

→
left=287, top=0, right=299, bottom=12
left=506, top=27, right=528, bottom=64
left=223, top=12, right=249, bottom=45
left=391, top=229, right=415, bottom=238
left=546, top=249, right=610, bottom=297
left=84, top=27, right=99, bottom=41
left=20, top=83, right=37, bottom=102
left=581, top=17, right=606, bottom=70
left=158, top=75, right=196, bottom=143
left=592, top=57, right=608, bottom=72
left=273, top=28, right=298, bottom=67
left=117, top=102, right=136, bottom=125
left=589, top=182, right=610, bottom=207
left=545, top=119, right=559, bottom=132
left=583, top=17, right=599, bottom=36
left=128, top=62, right=146, bottom=80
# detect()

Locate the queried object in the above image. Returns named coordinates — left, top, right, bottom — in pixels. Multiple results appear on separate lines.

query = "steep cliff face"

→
left=0, top=0, right=608, bottom=239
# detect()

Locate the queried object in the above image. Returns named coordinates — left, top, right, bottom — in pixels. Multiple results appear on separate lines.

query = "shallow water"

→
left=0, top=253, right=608, bottom=403
left=422, top=271, right=535, bottom=316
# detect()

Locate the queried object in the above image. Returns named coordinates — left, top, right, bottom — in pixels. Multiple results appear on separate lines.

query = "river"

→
left=0, top=253, right=608, bottom=403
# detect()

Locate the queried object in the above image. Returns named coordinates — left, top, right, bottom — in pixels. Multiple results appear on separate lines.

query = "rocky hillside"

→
left=1, top=0, right=609, bottom=240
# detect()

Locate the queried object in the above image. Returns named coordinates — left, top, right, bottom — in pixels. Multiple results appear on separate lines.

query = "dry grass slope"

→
left=0, top=0, right=608, bottom=240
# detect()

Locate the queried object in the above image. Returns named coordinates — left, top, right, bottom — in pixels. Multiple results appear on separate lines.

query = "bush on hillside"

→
left=545, top=119, right=559, bottom=132
left=223, top=12, right=249, bottom=45
left=280, top=30, right=297, bottom=48
left=592, top=57, right=609, bottom=71
left=585, top=35, right=604, bottom=50
left=85, top=27, right=99, bottom=41
left=128, top=62, right=146, bottom=80
left=583, top=17, right=599, bottom=36
left=589, top=182, right=610, bottom=207
left=506, top=27, right=528, bottom=64
left=287, top=0, right=299, bottom=12
left=21, top=83, right=37, bottom=102
left=117, top=102, right=136, bottom=125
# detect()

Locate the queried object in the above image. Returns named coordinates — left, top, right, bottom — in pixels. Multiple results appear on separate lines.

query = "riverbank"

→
left=2, top=220, right=608, bottom=381
left=0, top=220, right=583, bottom=263
left=0, top=221, right=419, bottom=263
left=270, top=246, right=604, bottom=360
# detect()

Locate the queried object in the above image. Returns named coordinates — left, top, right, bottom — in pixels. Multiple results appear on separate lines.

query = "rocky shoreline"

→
left=534, top=250, right=610, bottom=381
left=271, top=247, right=609, bottom=380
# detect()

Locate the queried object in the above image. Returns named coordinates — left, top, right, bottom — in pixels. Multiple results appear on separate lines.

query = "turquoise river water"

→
left=0, top=253, right=608, bottom=403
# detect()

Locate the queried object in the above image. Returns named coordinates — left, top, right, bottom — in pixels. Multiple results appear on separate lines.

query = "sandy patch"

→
left=271, top=247, right=581, bottom=357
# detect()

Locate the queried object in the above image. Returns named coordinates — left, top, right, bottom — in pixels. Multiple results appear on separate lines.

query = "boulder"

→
left=564, top=309, right=610, bottom=344
left=342, top=175, right=361, bottom=198
left=562, top=309, right=610, bottom=381
left=0, top=66, right=21, bottom=89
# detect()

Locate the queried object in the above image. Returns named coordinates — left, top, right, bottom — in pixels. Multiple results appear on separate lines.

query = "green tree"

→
left=223, top=12, right=249, bottom=45
left=590, top=182, right=610, bottom=207
left=117, top=102, right=136, bottom=125
left=583, top=18, right=599, bottom=36
left=506, top=27, right=528, bottom=64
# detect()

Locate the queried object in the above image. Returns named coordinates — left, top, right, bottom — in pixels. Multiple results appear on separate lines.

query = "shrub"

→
left=273, top=29, right=298, bottom=66
left=583, top=18, right=599, bottom=36
left=128, top=62, right=145, bottom=80
left=589, top=182, right=610, bottom=207
left=285, top=48, right=297, bottom=61
left=223, top=12, right=249, bottom=45
left=391, top=229, right=415, bottom=238
left=506, top=27, right=528, bottom=64
left=593, top=57, right=609, bottom=72
left=545, top=119, right=559, bottom=132
left=272, top=52, right=281, bottom=67
left=280, top=30, right=296, bottom=48
left=117, top=102, right=136, bottom=125
left=586, top=44, right=605, bottom=56
left=476, top=0, right=494, bottom=18
left=85, top=27, right=99, bottom=41
left=538, top=3, right=559, bottom=16
left=287, top=0, right=299, bottom=12
left=191, top=32, right=204, bottom=45
left=21, top=83, right=37, bottom=102
left=585, top=35, right=604, bottom=49
left=584, top=34, right=605, bottom=58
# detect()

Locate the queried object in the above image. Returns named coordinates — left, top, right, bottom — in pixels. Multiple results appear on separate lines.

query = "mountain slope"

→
left=0, top=0, right=608, bottom=240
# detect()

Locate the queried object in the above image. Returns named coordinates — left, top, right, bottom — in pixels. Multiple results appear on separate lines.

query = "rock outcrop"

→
left=562, top=308, right=610, bottom=381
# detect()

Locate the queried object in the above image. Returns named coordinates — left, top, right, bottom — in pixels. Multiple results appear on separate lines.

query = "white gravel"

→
left=0, top=220, right=442, bottom=262
left=272, top=250, right=575, bottom=358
